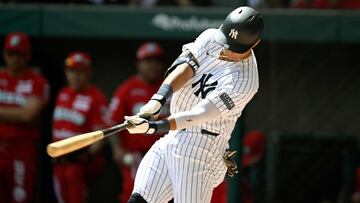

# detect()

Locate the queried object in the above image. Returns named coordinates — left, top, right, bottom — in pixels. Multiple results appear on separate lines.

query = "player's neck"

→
left=219, top=50, right=252, bottom=62
left=6, top=66, right=27, bottom=77
left=70, top=83, right=90, bottom=92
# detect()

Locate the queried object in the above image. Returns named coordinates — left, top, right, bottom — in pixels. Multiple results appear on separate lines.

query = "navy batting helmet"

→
left=214, top=6, right=264, bottom=53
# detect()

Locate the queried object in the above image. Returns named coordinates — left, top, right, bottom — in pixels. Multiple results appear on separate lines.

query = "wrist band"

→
left=151, top=84, right=173, bottom=105
left=149, top=119, right=170, bottom=133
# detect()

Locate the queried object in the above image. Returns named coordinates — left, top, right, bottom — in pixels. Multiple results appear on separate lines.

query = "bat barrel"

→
left=46, top=121, right=133, bottom=158
left=47, top=130, right=104, bottom=158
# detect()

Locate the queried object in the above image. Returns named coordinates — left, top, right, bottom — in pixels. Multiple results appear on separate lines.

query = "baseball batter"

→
left=124, top=7, right=264, bottom=203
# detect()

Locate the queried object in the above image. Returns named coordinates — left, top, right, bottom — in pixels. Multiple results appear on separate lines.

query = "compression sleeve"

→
left=172, top=99, right=221, bottom=130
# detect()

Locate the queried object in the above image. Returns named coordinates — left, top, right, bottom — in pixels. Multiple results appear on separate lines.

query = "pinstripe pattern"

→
left=132, top=28, right=259, bottom=203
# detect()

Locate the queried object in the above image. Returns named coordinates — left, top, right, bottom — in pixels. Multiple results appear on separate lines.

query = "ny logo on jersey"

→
left=192, top=74, right=218, bottom=99
left=229, top=29, right=238, bottom=39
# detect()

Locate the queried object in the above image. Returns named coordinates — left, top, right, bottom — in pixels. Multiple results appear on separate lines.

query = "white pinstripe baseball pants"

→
left=132, top=131, right=227, bottom=203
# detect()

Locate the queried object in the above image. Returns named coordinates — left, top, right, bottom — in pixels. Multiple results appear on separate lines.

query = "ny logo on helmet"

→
left=229, top=29, right=238, bottom=39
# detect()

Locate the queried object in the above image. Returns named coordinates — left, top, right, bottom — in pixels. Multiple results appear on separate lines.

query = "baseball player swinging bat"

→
left=47, top=121, right=134, bottom=158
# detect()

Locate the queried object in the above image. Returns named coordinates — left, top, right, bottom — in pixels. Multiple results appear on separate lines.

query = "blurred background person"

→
left=242, top=130, right=266, bottom=203
left=52, top=51, right=108, bottom=203
left=0, top=32, right=49, bottom=203
left=210, top=182, right=228, bottom=203
left=352, top=168, right=360, bottom=203
left=107, top=42, right=169, bottom=203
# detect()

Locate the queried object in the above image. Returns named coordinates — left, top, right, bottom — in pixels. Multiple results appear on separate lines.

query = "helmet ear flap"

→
left=251, top=39, right=261, bottom=49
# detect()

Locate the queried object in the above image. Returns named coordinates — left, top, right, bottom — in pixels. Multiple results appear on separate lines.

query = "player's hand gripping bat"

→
left=223, top=150, right=238, bottom=177
left=47, top=121, right=134, bottom=158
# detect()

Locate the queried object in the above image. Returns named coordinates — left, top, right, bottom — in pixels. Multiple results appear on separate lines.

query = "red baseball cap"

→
left=242, top=130, right=265, bottom=167
left=65, top=51, right=92, bottom=70
left=136, top=42, right=164, bottom=60
left=4, top=32, right=31, bottom=52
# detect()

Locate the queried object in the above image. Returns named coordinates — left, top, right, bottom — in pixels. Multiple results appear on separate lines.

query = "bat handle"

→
left=103, top=121, right=134, bottom=137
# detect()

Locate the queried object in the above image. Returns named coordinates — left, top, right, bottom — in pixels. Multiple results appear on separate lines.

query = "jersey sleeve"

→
left=207, top=74, right=259, bottom=116
left=182, top=29, right=214, bottom=66
left=90, top=91, right=108, bottom=130
left=31, top=76, right=50, bottom=104
left=107, top=87, right=127, bottom=125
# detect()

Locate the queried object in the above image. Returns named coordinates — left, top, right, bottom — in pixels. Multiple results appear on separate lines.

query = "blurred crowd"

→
left=0, top=0, right=359, bottom=8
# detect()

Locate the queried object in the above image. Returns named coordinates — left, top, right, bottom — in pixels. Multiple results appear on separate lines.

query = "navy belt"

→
left=181, top=128, right=219, bottom=137
left=201, top=129, right=219, bottom=137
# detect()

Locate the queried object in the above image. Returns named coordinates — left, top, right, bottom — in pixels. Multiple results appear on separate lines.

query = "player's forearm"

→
left=169, top=99, right=220, bottom=130
left=168, top=118, right=177, bottom=130
left=0, top=96, right=43, bottom=123
left=127, top=100, right=220, bottom=134
left=154, top=99, right=221, bottom=131
left=0, top=107, right=38, bottom=123
left=163, top=63, right=194, bottom=92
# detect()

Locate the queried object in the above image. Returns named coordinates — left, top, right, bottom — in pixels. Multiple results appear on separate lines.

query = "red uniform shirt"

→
left=108, top=76, right=168, bottom=152
left=0, top=69, right=49, bottom=142
left=52, top=85, right=107, bottom=142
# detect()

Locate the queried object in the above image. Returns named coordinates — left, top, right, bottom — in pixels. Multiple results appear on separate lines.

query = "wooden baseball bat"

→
left=47, top=121, right=133, bottom=158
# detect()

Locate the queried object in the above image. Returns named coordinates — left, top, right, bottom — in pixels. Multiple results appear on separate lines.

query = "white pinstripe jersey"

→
left=132, top=28, right=260, bottom=202
left=170, top=28, right=259, bottom=152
